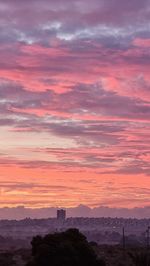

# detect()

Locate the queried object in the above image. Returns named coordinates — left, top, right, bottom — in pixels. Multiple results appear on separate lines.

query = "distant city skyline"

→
left=0, top=0, right=150, bottom=209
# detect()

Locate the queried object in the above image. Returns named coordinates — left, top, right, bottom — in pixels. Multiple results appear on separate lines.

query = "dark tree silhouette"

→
left=26, top=228, right=106, bottom=266
left=129, top=250, right=150, bottom=266
left=0, top=253, right=16, bottom=266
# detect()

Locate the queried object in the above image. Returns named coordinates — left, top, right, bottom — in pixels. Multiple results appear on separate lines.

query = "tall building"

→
left=57, top=209, right=66, bottom=221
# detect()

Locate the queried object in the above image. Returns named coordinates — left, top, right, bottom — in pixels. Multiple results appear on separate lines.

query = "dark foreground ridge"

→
left=0, top=229, right=150, bottom=266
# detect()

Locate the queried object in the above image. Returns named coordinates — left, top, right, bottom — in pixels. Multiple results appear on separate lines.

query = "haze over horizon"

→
left=0, top=0, right=150, bottom=210
left=0, top=205, right=150, bottom=220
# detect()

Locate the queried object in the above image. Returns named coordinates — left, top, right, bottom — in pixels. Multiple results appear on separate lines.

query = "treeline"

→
left=0, top=229, right=149, bottom=266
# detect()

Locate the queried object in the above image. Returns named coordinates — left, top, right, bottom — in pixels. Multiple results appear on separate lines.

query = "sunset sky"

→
left=0, top=0, right=150, bottom=209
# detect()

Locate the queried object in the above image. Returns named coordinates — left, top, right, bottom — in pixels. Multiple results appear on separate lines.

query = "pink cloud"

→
left=0, top=0, right=150, bottom=209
